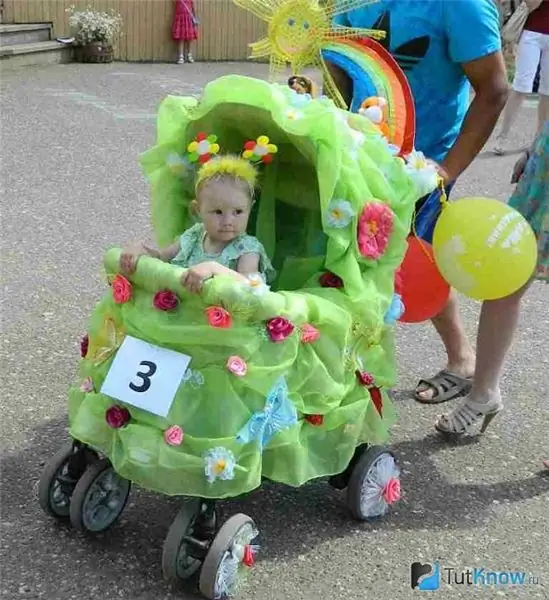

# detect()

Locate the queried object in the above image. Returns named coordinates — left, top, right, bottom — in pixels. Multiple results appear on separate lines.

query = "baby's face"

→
left=197, top=180, right=251, bottom=243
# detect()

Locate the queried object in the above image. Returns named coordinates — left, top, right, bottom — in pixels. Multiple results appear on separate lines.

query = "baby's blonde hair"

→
left=195, top=155, right=258, bottom=200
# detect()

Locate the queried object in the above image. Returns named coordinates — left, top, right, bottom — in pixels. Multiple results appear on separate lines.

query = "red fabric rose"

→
left=242, top=544, right=255, bottom=567
left=112, top=274, right=132, bottom=304
left=153, top=289, right=179, bottom=311
left=304, top=414, right=324, bottom=426
left=266, top=317, right=295, bottom=342
left=105, top=405, right=131, bottom=428
left=80, top=334, right=89, bottom=358
left=369, top=387, right=383, bottom=417
left=356, top=370, right=374, bottom=386
left=319, top=272, right=344, bottom=288
left=205, top=306, right=232, bottom=328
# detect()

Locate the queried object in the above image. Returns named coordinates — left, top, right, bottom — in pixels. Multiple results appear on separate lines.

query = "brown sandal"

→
left=414, top=369, right=473, bottom=404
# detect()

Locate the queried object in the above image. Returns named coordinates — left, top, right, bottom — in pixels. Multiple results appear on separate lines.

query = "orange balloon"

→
left=397, top=237, right=450, bottom=323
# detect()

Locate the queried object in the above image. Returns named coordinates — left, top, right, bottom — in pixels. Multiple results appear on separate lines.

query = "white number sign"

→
left=100, top=336, right=192, bottom=418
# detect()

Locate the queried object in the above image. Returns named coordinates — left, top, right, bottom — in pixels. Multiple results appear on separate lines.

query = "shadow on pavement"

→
left=1, top=414, right=548, bottom=596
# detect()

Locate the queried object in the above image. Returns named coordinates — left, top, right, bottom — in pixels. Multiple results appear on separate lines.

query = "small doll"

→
left=120, top=155, right=275, bottom=294
left=287, top=75, right=317, bottom=98
left=359, top=96, right=391, bottom=139
left=172, top=0, right=199, bottom=64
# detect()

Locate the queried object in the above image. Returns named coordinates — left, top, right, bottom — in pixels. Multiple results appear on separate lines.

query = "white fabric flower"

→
left=246, top=273, right=270, bottom=296
left=326, top=199, right=355, bottom=228
left=404, top=150, right=439, bottom=197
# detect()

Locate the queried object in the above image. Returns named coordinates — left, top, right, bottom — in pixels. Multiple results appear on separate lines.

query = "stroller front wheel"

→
left=199, top=513, right=258, bottom=600
left=162, top=498, right=218, bottom=583
left=346, top=445, right=401, bottom=521
left=69, top=458, right=131, bottom=533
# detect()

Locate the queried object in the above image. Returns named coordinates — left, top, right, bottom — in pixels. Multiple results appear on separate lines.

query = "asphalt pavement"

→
left=1, top=62, right=547, bottom=600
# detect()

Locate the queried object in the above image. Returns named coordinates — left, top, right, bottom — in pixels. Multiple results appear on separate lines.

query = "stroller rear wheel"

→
left=199, top=513, right=258, bottom=600
left=69, top=458, right=131, bottom=533
left=162, top=499, right=219, bottom=583
left=346, top=445, right=401, bottom=521
left=38, top=441, right=97, bottom=519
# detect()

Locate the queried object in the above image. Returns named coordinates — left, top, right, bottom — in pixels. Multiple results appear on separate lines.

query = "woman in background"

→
left=494, top=0, right=548, bottom=153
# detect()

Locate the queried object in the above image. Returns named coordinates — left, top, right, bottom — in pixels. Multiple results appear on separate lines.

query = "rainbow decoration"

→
left=232, top=0, right=416, bottom=155
left=321, top=37, right=416, bottom=156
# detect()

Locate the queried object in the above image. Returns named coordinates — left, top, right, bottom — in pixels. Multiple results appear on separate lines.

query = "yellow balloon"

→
left=432, top=197, right=538, bottom=300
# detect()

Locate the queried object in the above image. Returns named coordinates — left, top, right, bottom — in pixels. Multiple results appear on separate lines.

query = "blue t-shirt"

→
left=333, top=0, right=501, bottom=163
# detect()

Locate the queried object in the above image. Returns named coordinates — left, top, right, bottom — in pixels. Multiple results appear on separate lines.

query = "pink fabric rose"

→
left=300, top=324, right=320, bottom=344
left=356, top=370, right=374, bottom=386
left=227, top=356, right=248, bottom=376
left=153, top=289, right=179, bottom=311
left=112, top=274, right=133, bottom=304
left=266, top=317, right=295, bottom=342
left=164, top=425, right=184, bottom=446
left=80, top=334, right=89, bottom=358
left=105, top=405, right=131, bottom=428
left=205, top=306, right=232, bottom=328
left=357, top=202, right=394, bottom=259
left=383, top=477, right=401, bottom=504
left=80, top=377, right=94, bottom=393
left=319, top=271, right=344, bottom=289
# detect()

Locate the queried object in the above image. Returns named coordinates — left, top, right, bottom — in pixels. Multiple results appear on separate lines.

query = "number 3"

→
left=129, top=360, right=157, bottom=393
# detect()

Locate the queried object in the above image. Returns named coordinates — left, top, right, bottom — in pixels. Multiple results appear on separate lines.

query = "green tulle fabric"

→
left=68, top=76, right=424, bottom=499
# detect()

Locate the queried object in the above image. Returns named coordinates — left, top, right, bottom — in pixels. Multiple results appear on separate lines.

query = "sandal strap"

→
left=438, top=397, right=503, bottom=434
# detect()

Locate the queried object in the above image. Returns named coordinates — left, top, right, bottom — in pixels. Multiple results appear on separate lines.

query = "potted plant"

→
left=66, top=5, right=122, bottom=63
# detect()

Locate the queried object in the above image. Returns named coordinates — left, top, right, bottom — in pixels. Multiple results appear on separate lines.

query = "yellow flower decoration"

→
left=243, top=135, right=278, bottom=164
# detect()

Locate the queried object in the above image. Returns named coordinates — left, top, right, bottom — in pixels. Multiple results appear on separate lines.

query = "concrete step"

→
left=0, top=23, right=52, bottom=46
left=0, top=40, right=72, bottom=69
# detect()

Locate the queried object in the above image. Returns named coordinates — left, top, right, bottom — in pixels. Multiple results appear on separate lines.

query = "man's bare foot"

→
left=415, top=357, right=475, bottom=403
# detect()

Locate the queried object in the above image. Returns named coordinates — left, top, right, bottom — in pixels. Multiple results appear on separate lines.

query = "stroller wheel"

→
left=346, top=445, right=401, bottom=521
left=199, top=513, right=258, bottom=600
left=38, top=442, right=96, bottom=520
left=162, top=499, right=218, bottom=582
left=69, top=458, right=131, bottom=534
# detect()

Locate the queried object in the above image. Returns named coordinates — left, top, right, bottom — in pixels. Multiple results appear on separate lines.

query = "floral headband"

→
left=184, top=132, right=278, bottom=190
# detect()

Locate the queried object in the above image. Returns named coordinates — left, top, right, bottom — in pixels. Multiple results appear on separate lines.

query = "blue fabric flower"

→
left=236, top=377, right=297, bottom=449
left=384, top=293, right=404, bottom=325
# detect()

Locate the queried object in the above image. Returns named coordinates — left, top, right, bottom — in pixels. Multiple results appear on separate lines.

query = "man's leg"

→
left=415, top=291, right=476, bottom=401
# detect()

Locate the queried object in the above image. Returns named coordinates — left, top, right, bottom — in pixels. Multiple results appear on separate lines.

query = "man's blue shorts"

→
left=413, top=184, right=454, bottom=244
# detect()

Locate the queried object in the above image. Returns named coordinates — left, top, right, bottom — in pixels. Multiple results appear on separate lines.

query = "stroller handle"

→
left=104, top=247, right=189, bottom=296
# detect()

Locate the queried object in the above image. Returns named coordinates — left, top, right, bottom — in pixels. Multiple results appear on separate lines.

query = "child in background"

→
left=120, top=156, right=275, bottom=293
left=172, top=0, right=198, bottom=64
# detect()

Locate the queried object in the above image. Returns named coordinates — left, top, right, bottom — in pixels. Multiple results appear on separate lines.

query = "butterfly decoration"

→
left=85, top=315, right=126, bottom=366
left=236, top=377, right=297, bottom=449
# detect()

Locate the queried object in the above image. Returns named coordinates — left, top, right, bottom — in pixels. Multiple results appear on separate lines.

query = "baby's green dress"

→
left=171, top=222, right=276, bottom=282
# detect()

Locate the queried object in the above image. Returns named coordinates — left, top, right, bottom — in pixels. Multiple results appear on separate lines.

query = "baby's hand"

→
left=120, top=243, right=147, bottom=275
left=180, top=262, right=216, bottom=294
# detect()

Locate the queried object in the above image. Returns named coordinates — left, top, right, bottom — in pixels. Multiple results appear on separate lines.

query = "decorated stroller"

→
left=37, top=28, right=440, bottom=595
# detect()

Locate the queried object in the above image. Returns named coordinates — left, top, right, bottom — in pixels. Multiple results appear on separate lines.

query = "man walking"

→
left=328, top=0, right=509, bottom=403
